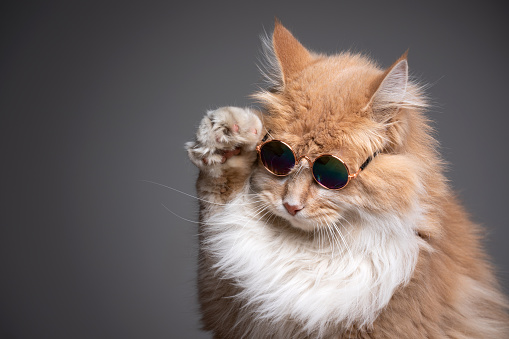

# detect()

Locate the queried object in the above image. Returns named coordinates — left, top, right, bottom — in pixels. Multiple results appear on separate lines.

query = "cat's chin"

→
left=282, top=215, right=318, bottom=232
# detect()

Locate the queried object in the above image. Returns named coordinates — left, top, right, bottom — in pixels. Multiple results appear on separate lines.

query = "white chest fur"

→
left=202, top=190, right=421, bottom=336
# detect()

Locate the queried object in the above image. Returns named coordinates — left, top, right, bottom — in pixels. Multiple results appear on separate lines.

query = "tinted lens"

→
left=259, top=140, right=296, bottom=175
left=312, top=155, right=349, bottom=189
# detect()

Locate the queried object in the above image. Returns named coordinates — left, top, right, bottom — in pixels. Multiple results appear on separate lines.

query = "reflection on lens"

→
left=260, top=141, right=295, bottom=175
left=312, top=155, right=349, bottom=189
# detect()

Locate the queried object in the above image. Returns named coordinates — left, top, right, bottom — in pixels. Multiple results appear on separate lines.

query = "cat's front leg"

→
left=186, top=106, right=263, bottom=205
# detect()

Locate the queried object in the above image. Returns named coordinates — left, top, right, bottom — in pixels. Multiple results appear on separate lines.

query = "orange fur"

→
left=190, top=22, right=508, bottom=338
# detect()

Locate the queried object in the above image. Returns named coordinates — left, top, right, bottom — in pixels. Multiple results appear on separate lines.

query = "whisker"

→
left=142, top=180, right=261, bottom=206
left=161, top=203, right=202, bottom=224
left=315, top=217, right=322, bottom=252
left=326, top=220, right=342, bottom=258
left=318, top=216, right=328, bottom=254
left=313, top=219, right=319, bottom=252
left=336, top=215, right=355, bottom=239
left=266, top=210, right=278, bottom=225
left=239, top=202, right=271, bottom=228
left=323, top=222, right=335, bottom=259
left=333, top=220, right=354, bottom=262
left=161, top=202, right=265, bottom=226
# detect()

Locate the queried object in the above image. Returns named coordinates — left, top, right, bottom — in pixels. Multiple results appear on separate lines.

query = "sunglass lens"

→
left=260, top=141, right=296, bottom=175
left=312, top=155, right=349, bottom=189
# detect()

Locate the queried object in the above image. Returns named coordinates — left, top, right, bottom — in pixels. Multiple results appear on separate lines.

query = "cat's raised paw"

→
left=186, top=107, right=263, bottom=174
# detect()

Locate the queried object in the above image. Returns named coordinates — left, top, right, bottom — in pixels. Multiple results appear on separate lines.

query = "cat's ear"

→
left=367, top=52, right=412, bottom=123
left=271, top=20, right=313, bottom=85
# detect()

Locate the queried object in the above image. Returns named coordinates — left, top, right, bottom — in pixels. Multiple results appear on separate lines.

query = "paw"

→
left=186, top=107, right=263, bottom=172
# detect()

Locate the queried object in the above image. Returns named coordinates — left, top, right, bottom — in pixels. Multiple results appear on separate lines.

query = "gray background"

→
left=1, top=1, right=508, bottom=338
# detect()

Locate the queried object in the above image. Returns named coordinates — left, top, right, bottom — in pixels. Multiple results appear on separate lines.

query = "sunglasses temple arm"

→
left=349, top=167, right=362, bottom=179
left=350, top=151, right=380, bottom=179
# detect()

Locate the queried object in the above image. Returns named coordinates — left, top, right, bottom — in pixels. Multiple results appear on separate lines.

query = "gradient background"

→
left=2, top=2, right=508, bottom=338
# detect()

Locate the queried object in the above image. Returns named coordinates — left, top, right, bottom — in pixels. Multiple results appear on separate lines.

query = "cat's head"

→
left=251, top=22, right=441, bottom=233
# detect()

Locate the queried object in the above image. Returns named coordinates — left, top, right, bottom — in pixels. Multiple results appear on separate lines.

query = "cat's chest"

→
left=201, top=194, right=420, bottom=331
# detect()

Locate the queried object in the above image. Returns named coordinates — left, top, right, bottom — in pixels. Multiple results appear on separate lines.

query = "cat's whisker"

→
left=332, top=220, right=354, bottom=262
left=313, top=226, right=317, bottom=252
left=316, top=216, right=326, bottom=254
left=240, top=202, right=272, bottom=228
left=320, top=221, right=332, bottom=253
left=161, top=203, right=262, bottom=227
left=318, top=216, right=335, bottom=255
left=318, top=224, right=324, bottom=254
left=160, top=203, right=203, bottom=224
left=143, top=180, right=261, bottom=207
left=228, top=198, right=275, bottom=235
left=235, top=203, right=266, bottom=222
left=329, top=221, right=344, bottom=259
left=318, top=217, right=325, bottom=252
left=324, top=221, right=338, bottom=259
left=328, top=225, right=339, bottom=258
left=336, top=214, right=355, bottom=239
left=265, top=210, right=278, bottom=226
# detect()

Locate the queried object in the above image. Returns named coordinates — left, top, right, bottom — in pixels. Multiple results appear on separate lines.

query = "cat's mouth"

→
left=286, top=218, right=316, bottom=232
left=269, top=199, right=348, bottom=233
left=273, top=204, right=318, bottom=232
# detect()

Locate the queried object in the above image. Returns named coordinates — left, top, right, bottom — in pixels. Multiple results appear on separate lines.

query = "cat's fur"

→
left=186, top=22, right=508, bottom=338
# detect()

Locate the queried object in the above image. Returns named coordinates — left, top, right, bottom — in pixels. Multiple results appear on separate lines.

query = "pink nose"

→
left=283, top=202, right=303, bottom=216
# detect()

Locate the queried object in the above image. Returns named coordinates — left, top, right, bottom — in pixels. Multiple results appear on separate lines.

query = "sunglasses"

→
left=256, top=138, right=378, bottom=190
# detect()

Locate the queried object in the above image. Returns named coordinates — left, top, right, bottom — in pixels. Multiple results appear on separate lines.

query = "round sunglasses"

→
left=256, top=139, right=378, bottom=190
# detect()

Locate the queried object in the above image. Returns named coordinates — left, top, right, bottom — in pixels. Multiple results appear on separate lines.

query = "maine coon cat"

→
left=185, top=22, right=508, bottom=338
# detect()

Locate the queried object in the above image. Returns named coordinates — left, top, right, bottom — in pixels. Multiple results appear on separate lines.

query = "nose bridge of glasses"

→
left=296, top=155, right=312, bottom=166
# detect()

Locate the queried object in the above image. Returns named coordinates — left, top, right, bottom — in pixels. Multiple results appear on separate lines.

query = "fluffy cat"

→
left=185, top=22, right=508, bottom=338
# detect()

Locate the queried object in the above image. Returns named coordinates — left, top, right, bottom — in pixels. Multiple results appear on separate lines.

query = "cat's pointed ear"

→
left=272, top=20, right=313, bottom=84
left=367, top=52, right=410, bottom=123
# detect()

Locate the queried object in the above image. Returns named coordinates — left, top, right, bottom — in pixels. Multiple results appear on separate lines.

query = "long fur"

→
left=202, top=188, right=423, bottom=337
left=187, top=23, right=508, bottom=338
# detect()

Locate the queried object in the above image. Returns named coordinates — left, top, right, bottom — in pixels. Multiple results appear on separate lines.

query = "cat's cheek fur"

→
left=344, top=155, right=425, bottom=214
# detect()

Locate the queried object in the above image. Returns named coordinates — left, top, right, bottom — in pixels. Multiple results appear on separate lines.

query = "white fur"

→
left=202, top=184, right=422, bottom=337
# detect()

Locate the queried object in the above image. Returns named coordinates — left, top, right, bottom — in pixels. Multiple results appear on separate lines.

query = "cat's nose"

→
left=283, top=202, right=304, bottom=216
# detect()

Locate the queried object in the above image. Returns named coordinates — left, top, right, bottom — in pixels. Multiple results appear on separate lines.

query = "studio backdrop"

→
left=2, top=2, right=508, bottom=338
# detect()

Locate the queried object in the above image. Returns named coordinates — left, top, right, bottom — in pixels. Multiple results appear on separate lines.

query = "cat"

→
left=185, top=21, right=508, bottom=338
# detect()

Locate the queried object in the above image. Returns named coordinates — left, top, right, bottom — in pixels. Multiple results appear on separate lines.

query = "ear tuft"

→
left=368, top=52, right=426, bottom=123
left=259, top=28, right=284, bottom=91
left=372, top=58, right=408, bottom=113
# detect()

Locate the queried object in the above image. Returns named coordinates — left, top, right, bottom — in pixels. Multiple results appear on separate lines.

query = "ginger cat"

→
left=185, top=22, right=508, bottom=338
